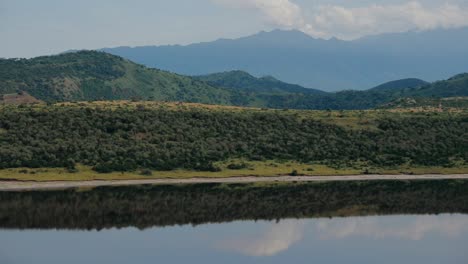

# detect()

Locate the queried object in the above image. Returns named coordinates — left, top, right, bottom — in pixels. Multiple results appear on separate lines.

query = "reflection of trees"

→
left=1, top=180, right=467, bottom=230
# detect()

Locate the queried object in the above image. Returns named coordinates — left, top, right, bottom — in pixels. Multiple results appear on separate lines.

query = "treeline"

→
left=0, top=105, right=466, bottom=173
left=1, top=180, right=467, bottom=230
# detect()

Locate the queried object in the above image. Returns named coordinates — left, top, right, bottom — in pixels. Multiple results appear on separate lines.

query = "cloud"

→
left=212, top=1, right=468, bottom=39
left=316, top=214, right=468, bottom=240
left=211, top=0, right=306, bottom=28
left=219, top=219, right=305, bottom=256
left=306, top=1, right=468, bottom=39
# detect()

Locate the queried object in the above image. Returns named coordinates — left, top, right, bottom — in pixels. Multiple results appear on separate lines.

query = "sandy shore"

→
left=1, top=174, right=468, bottom=191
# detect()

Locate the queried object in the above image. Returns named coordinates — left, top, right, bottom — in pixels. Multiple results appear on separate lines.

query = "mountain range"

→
left=1, top=51, right=467, bottom=110
left=102, top=28, right=468, bottom=91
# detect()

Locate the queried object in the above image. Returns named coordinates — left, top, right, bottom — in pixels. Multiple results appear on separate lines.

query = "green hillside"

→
left=195, top=70, right=325, bottom=94
left=1, top=51, right=467, bottom=110
left=407, top=73, right=468, bottom=97
left=195, top=70, right=468, bottom=110
left=369, top=78, right=428, bottom=92
left=0, top=51, right=233, bottom=104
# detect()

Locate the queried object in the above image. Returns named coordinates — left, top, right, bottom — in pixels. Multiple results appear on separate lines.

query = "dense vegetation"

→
left=1, top=180, right=467, bottom=229
left=0, top=103, right=466, bottom=173
left=1, top=51, right=467, bottom=110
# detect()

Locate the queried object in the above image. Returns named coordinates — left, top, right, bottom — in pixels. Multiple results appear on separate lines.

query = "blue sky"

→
left=1, top=0, right=468, bottom=58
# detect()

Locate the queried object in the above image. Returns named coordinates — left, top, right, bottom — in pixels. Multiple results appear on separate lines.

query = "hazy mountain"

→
left=102, top=28, right=468, bottom=91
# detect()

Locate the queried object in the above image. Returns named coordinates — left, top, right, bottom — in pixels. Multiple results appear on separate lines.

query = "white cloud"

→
left=211, top=0, right=306, bottom=28
left=219, top=219, right=305, bottom=256
left=306, top=1, right=468, bottom=39
left=213, top=1, right=468, bottom=39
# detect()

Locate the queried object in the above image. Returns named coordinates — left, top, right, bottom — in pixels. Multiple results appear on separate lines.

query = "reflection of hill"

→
left=1, top=180, right=467, bottom=230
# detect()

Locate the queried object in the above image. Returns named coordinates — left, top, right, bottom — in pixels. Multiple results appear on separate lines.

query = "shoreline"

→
left=1, top=174, right=468, bottom=191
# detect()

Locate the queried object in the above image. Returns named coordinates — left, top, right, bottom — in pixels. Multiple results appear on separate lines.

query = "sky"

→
left=1, top=0, right=468, bottom=58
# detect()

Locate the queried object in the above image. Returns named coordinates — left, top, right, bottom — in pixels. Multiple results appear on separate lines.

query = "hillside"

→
left=407, top=73, right=468, bottom=98
left=195, top=70, right=325, bottom=94
left=0, top=51, right=233, bottom=104
left=102, top=28, right=468, bottom=91
left=1, top=51, right=467, bottom=110
left=369, top=78, right=428, bottom=92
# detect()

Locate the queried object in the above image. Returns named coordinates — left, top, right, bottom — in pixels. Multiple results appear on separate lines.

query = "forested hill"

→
left=369, top=78, right=428, bottom=92
left=406, top=73, right=468, bottom=97
left=194, top=70, right=325, bottom=94
left=197, top=72, right=467, bottom=110
left=1, top=51, right=467, bottom=110
left=0, top=51, right=234, bottom=104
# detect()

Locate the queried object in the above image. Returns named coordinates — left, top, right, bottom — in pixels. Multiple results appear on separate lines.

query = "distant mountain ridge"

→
left=102, top=28, right=468, bottom=91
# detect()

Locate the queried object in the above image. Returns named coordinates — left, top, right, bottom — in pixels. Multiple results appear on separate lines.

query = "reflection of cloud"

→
left=316, top=215, right=468, bottom=241
left=220, top=219, right=305, bottom=256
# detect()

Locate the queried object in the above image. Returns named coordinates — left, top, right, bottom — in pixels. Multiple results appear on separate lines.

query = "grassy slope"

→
left=0, top=101, right=466, bottom=181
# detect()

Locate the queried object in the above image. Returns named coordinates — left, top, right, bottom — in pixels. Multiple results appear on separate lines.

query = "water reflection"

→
left=315, top=214, right=468, bottom=240
left=216, top=214, right=468, bottom=258
left=1, top=181, right=468, bottom=263
left=220, top=219, right=305, bottom=256
left=1, top=214, right=467, bottom=264
left=2, top=180, right=468, bottom=230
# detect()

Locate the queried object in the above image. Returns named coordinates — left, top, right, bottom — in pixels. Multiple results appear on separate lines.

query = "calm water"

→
left=1, top=214, right=467, bottom=264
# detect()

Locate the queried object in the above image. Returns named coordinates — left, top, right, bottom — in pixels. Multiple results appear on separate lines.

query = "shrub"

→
left=140, top=169, right=153, bottom=176
left=227, top=163, right=248, bottom=170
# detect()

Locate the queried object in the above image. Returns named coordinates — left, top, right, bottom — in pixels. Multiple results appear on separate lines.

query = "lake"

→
left=1, top=180, right=468, bottom=263
left=1, top=214, right=467, bottom=264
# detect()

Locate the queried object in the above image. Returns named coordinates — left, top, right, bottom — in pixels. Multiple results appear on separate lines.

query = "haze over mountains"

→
left=103, top=27, right=468, bottom=91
